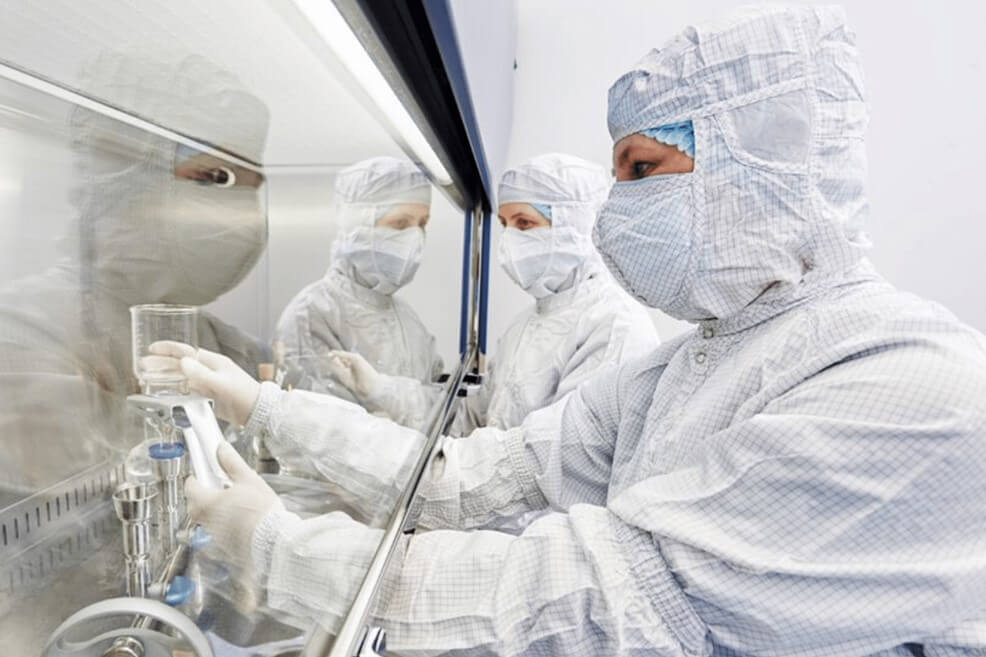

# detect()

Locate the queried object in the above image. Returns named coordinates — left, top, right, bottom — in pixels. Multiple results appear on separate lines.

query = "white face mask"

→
left=592, top=173, right=697, bottom=316
left=86, top=167, right=266, bottom=307
left=498, top=226, right=590, bottom=300
left=339, top=226, right=425, bottom=295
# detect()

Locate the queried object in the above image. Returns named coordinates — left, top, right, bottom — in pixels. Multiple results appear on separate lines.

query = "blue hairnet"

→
left=641, top=120, right=694, bottom=158
left=530, top=203, right=553, bottom=220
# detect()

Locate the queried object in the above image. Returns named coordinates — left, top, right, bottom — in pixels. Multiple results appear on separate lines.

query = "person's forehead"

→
left=387, top=202, right=429, bottom=214
left=497, top=202, right=537, bottom=216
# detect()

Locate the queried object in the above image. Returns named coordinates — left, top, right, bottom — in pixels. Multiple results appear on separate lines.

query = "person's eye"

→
left=632, top=161, right=655, bottom=179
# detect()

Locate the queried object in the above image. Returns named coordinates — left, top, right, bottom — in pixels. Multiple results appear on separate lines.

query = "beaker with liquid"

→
left=131, top=304, right=198, bottom=395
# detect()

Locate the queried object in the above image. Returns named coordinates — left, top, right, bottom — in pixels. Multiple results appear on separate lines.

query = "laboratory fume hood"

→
left=0, top=0, right=506, bottom=655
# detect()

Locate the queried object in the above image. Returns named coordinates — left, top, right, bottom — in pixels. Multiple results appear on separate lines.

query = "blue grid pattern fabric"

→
left=601, top=5, right=870, bottom=322
left=242, top=6, right=986, bottom=655
left=255, top=270, right=986, bottom=656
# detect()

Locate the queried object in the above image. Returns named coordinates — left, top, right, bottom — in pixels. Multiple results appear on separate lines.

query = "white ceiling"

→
left=0, top=0, right=403, bottom=166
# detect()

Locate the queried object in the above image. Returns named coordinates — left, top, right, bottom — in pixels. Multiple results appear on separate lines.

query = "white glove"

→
left=325, top=350, right=381, bottom=399
left=148, top=342, right=260, bottom=426
left=185, top=442, right=284, bottom=576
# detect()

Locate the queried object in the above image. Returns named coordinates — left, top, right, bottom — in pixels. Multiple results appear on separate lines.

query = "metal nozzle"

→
left=113, top=483, right=157, bottom=597
left=113, top=483, right=155, bottom=523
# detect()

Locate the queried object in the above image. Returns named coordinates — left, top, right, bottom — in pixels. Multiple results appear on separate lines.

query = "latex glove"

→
left=325, top=350, right=381, bottom=398
left=149, top=342, right=260, bottom=426
left=185, top=442, right=284, bottom=577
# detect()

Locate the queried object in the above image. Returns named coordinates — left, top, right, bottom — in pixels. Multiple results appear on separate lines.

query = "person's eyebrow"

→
left=615, top=143, right=632, bottom=165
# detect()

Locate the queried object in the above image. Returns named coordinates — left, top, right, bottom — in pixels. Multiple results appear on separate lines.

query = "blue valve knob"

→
left=164, top=575, right=196, bottom=607
left=188, top=526, right=211, bottom=550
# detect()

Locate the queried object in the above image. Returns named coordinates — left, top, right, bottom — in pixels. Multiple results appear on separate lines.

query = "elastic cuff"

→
left=610, top=516, right=708, bottom=656
left=502, top=427, right=550, bottom=511
left=244, top=381, right=281, bottom=438
left=251, top=508, right=302, bottom=579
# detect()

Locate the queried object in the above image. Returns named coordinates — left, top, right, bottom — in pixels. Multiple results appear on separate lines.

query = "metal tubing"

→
left=458, top=206, right=473, bottom=356
left=477, top=206, right=491, bottom=370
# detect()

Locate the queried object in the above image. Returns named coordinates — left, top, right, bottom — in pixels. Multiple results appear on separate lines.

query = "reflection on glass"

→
left=0, top=51, right=270, bottom=652
left=131, top=303, right=198, bottom=395
left=275, top=156, right=444, bottom=422
left=1, top=40, right=455, bottom=657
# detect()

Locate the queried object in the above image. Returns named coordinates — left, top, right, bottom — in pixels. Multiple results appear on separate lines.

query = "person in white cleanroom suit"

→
left=324, top=153, right=658, bottom=432
left=274, top=156, right=442, bottom=399
left=0, top=52, right=269, bottom=652
left=174, top=6, right=986, bottom=656
left=0, top=52, right=269, bottom=502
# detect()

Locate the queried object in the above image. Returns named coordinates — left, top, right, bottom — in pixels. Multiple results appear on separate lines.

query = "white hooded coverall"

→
left=275, top=157, right=442, bottom=396
left=361, top=154, right=658, bottom=433
left=244, top=7, right=986, bottom=657
left=0, top=52, right=270, bottom=651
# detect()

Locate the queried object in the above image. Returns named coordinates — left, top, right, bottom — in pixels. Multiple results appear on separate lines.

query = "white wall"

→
left=449, top=0, right=517, bottom=184
left=488, top=0, right=986, bottom=349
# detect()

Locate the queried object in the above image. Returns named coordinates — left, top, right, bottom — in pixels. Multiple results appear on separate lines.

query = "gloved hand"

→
left=185, top=442, right=284, bottom=577
left=325, top=350, right=381, bottom=398
left=148, top=342, right=261, bottom=426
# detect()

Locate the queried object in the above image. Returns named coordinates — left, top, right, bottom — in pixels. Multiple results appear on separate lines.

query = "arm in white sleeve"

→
left=246, top=382, right=424, bottom=520
left=246, top=380, right=543, bottom=531
left=414, top=362, right=625, bottom=529
left=362, top=373, right=444, bottom=431
left=247, top=360, right=625, bottom=532
left=252, top=505, right=708, bottom=657
left=363, top=357, right=495, bottom=436
left=552, top=305, right=651, bottom=403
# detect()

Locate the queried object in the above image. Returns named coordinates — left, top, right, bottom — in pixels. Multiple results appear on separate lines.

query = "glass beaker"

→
left=131, top=304, right=198, bottom=395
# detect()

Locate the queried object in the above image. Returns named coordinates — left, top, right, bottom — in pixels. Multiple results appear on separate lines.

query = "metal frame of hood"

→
left=334, top=0, right=494, bottom=213
left=300, top=2, right=494, bottom=656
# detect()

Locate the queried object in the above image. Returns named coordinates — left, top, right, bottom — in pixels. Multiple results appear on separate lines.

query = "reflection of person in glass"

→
left=275, top=156, right=442, bottom=400
left=325, top=154, right=659, bottom=432
left=0, top=51, right=269, bottom=505
left=166, top=6, right=986, bottom=654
